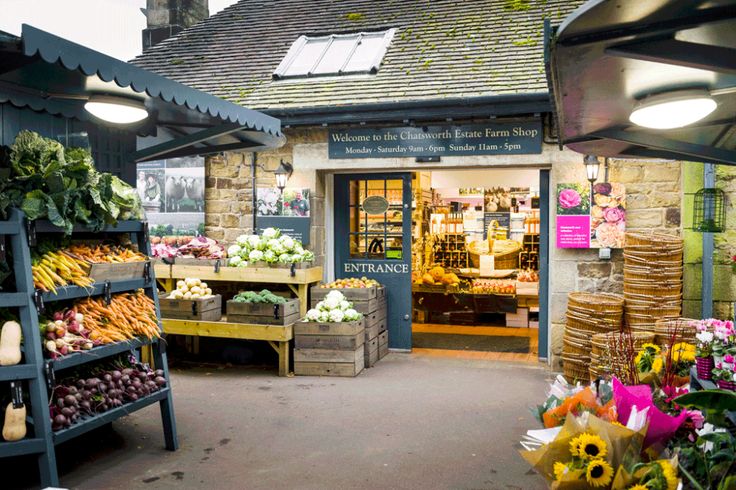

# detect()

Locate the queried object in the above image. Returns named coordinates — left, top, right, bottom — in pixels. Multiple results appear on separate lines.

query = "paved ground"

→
left=16, top=354, right=552, bottom=490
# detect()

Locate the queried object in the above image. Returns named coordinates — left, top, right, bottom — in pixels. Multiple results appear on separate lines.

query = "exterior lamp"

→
left=629, top=89, right=717, bottom=130
left=584, top=154, right=600, bottom=184
left=273, top=160, right=293, bottom=192
left=84, top=95, right=148, bottom=124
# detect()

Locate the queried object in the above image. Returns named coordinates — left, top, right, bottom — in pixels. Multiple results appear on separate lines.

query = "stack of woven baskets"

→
left=589, top=331, right=655, bottom=380
left=562, top=292, right=624, bottom=382
left=623, top=232, right=684, bottom=333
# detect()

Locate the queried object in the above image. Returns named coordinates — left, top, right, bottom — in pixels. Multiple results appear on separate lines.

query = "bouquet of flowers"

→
left=227, top=228, right=314, bottom=267
left=304, top=290, right=363, bottom=323
left=533, top=376, right=617, bottom=429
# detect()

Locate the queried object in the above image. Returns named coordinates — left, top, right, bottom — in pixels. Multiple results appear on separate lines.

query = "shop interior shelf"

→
left=0, top=363, right=38, bottom=382
left=33, top=220, right=145, bottom=234
left=53, top=388, right=170, bottom=445
left=41, top=278, right=150, bottom=303
left=0, top=438, right=46, bottom=458
left=0, top=292, right=30, bottom=308
left=49, top=337, right=155, bottom=372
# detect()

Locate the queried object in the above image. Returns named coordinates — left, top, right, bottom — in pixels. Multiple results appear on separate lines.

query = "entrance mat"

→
left=412, top=332, right=530, bottom=353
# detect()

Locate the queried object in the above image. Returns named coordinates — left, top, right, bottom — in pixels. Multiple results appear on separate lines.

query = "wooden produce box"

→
left=159, top=294, right=222, bottom=321
left=226, top=298, right=300, bottom=326
left=86, top=260, right=148, bottom=282
left=505, top=307, right=529, bottom=328
left=364, top=310, right=387, bottom=340
left=364, top=335, right=379, bottom=368
left=378, top=330, right=389, bottom=359
left=311, top=285, right=378, bottom=301
left=294, top=319, right=365, bottom=377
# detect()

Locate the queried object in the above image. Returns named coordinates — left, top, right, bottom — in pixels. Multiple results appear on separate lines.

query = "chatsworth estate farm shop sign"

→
left=328, top=121, right=542, bottom=159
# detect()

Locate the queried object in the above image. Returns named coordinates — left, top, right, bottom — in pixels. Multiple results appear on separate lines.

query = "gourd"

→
left=0, top=321, right=22, bottom=366
left=2, top=402, right=26, bottom=441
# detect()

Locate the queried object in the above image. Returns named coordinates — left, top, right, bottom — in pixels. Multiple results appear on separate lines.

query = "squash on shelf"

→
left=0, top=321, right=22, bottom=366
left=2, top=401, right=26, bottom=441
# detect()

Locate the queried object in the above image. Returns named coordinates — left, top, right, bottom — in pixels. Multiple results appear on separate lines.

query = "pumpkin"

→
left=441, top=273, right=460, bottom=286
left=0, top=321, right=22, bottom=366
left=2, top=402, right=26, bottom=441
left=422, top=273, right=435, bottom=285
left=429, top=266, right=445, bottom=282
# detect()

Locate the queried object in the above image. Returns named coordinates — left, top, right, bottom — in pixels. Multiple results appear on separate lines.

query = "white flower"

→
left=306, top=309, right=321, bottom=321
left=343, top=308, right=360, bottom=321
left=248, top=250, right=264, bottom=262
left=323, top=297, right=340, bottom=310
left=280, top=235, right=295, bottom=251
left=236, top=235, right=249, bottom=247
left=325, top=290, right=345, bottom=303
left=247, top=235, right=261, bottom=249
left=318, top=311, right=329, bottom=322
left=328, top=309, right=345, bottom=323
left=339, top=300, right=351, bottom=311
left=696, top=331, right=714, bottom=344
left=227, top=244, right=242, bottom=256
left=229, top=255, right=243, bottom=266
left=315, top=300, right=326, bottom=311
left=262, top=227, right=280, bottom=239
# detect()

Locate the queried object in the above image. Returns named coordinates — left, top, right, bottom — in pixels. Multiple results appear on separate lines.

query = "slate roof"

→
left=133, top=0, right=584, bottom=111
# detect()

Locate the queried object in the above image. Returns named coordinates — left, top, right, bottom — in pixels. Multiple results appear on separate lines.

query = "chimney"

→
left=142, top=0, right=209, bottom=51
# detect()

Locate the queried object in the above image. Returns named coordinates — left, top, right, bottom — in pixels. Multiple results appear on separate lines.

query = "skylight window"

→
left=274, top=29, right=395, bottom=79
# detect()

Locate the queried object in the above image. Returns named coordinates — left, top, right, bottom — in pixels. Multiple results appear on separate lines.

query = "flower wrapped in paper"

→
left=533, top=376, right=617, bottom=429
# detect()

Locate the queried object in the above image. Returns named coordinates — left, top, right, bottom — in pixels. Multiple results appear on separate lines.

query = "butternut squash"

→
left=0, top=321, right=22, bottom=366
left=2, top=402, right=26, bottom=441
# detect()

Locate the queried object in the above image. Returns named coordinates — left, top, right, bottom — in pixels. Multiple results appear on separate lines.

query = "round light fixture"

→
left=629, top=89, right=717, bottom=130
left=84, top=95, right=148, bottom=124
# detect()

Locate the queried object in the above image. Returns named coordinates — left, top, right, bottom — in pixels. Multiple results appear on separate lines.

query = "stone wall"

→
left=713, top=165, right=736, bottom=318
left=548, top=158, right=683, bottom=368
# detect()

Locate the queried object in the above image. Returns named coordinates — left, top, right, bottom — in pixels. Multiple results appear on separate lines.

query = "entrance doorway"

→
left=333, top=168, right=549, bottom=359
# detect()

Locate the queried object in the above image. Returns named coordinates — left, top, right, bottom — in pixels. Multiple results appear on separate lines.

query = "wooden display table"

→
left=155, top=264, right=323, bottom=376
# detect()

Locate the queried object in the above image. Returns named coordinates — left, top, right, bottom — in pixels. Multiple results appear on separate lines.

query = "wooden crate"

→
left=365, top=313, right=386, bottom=340
left=294, top=355, right=365, bottom=377
left=87, top=260, right=148, bottom=282
left=159, top=295, right=222, bottom=321
left=294, top=318, right=364, bottom=336
left=311, top=285, right=378, bottom=301
left=364, top=335, right=379, bottom=368
left=294, top=319, right=365, bottom=377
left=226, top=298, right=300, bottom=326
left=378, top=330, right=389, bottom=359
left=505, top=307, right=529, bottom=328
left=295, top=347, right=363, bottom=364
left=295, top=332, right=364, bottom=350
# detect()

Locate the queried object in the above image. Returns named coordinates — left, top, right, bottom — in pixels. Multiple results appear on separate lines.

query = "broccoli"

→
left=233, top=289, right=286, bottom=304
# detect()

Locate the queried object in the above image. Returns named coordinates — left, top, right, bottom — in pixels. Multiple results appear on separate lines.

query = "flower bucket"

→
left=696, top=356, right=714, bottom=380
left=716, top=379, right=736, bottom=391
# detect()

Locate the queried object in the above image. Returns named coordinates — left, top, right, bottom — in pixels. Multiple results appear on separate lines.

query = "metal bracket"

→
left=33, top=289, right=45, bottom=314
left=290, top=262, right=296, bottom=277
left=162, top=256, right=175, bottom=266
left=143, top=261, right=151, bottom=283
left=273, top=303, right=280, bottom=320
left=214, top=259, right=221, bottom=273
left=44, top=362, right=56, bottom=391
left=191, top=300, right=198, bottom=316
left=10, top=381, right=23, bottom=408
left=142, top=221, right=150, bottom=245
left=25, top=219, right=37, bottom=247
left=103, top=280, right=112, bottom=305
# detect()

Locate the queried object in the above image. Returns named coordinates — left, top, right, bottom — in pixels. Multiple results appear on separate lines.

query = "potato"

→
left=183, top=291, right=192, bottom=300
left=176, top=280, right=185, bottom=289
left=200, top=282, right=208, bottom=290
left=205, top=288, right=212, bottom=296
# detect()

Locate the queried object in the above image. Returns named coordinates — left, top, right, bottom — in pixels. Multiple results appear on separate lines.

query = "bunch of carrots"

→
left=75, top=291, right=160, bottom=343
left=32, top=250, right=93, bottom=293
left=66, top=243, right=146, bottom=263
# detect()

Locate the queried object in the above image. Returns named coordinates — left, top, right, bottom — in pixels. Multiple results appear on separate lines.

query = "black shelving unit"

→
left=0, top=209, right=177, bottom=487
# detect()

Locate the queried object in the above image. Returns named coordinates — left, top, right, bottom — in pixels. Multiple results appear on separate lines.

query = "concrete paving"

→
left=25, top=354, right=552, bottom=490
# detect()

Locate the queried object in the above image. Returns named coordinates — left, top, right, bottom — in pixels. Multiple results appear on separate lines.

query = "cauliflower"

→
left=248, top=250, right=264, bottom=262
left=325, top=290, right=345, bottom=303
left=339, top=300, right=351, bottom=311
left=306, top=309, right=321, bottom=321
left=236, top=260, right=249, bottom=268
left=267, top=238, right=281, bottom=250
left=236, top=235, right=250, bottom=247
left=278, top=253, right=292, bottom=264
left=262, top=227, right=280, bottom=239
left=229, top=255, right=243, bottom=266
left=328, top=309, right=345, bottom=323
left=247, top=235, right=261, bottom=249
left=280, top=235, right=295, bottom=251
left=323, top=296, right=340, bottom=310
left=318, top=311, right=330, bottom=322
left=343, top=308, right=361, bottom=321
left=227, top=244, right=242, bottom=256
left=302, top=250, right=315, bottom=262
left=263, top=250, right=277, bottom=263
left=315, top=300, right=326, bottom=311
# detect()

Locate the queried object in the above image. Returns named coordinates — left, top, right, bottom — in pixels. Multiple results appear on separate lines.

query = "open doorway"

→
left=411, top=168, right=543, bottom=360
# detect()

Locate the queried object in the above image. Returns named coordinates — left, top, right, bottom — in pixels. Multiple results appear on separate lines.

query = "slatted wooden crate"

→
left=364, top=335, right=379, bottom=368
left=86, top=260, right=148, bottom=282
left=159, top=294, right=222, bottom=321
left=311, top=285, right=378, bottom=301
left=378, top=330, right=389, bottom=359
left=226, top=298, right=300, bottom=325
left=294, top=319, right=365, bottom=377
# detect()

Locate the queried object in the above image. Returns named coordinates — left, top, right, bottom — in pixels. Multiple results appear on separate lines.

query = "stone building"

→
left=133, top=0, right=723, bottom=366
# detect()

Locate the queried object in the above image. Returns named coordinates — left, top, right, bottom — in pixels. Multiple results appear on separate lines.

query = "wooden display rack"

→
left=155, top=264, right=323, bottom=377
left=0, top=210, right=177, bottom=488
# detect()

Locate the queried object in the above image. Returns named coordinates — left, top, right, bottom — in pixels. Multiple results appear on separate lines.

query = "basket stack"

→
left=589, top=331, right=655, bottom=380
left=653, top=318, right=698, bottom=347
left=562, top=292, right=625, bottom=382
left=623, top=233, right=683, bottom=333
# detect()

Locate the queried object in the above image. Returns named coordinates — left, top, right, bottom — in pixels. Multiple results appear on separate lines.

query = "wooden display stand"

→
left=155, top=264, right=323, bottom=377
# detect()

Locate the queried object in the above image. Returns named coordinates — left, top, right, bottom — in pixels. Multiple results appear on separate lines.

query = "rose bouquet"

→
left=227, top=228, right=314, bottom=268
left=304, top=290, right=363, bottom=323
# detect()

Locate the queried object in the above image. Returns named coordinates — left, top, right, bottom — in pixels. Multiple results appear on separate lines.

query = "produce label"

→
left=556, top=182, right=626, bottom=249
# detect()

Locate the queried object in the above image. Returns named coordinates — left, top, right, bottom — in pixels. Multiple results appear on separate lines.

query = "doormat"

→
left=412, top=333, right=530, bottom=353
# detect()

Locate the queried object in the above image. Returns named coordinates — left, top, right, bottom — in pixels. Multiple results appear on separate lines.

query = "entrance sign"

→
left=328, top=121, right=543, bottom=159
left=361, top=195, right=390, bottom=215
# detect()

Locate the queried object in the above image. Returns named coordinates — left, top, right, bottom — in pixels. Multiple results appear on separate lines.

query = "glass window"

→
left=275, top=29, right=394, bottom=78
left=349, top=178, right=403, bottom=260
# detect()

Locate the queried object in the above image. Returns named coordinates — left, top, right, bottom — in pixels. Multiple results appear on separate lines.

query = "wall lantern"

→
left=629, top=89, right=717, bottom=130
left=273, top=159, right=293, bottom=192
left=693, top=187, right=726, bottom=233
left=84, top=95, right=149, bottom=124
left=584, top=154, right=600, bottom=184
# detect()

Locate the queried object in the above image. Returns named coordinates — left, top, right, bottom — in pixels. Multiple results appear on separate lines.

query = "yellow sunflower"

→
left=586, top=459, right=614, bottom=487
left=575, top=433, right=608, bottom=459
left=652, top=357, right=663, bottom=373
left=657, top=460, right=678, bottom=490
left=629, top=485, right=648, bottom=490
left=569, top=434, right=585, bottom=456
left=611, top=420, right=626, bottom=429
left=642, top=343, right=660, bottom=353
left=553, top=461, right=568, bottom=481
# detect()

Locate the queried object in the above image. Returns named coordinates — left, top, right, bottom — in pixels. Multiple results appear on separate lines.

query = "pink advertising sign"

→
left=556, top=182, right=626, bottom=249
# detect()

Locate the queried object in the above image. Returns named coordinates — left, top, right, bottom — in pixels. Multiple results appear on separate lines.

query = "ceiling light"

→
left=84, top=95, right=148, bottom=124
left=629, top=89, right=717, bottom=130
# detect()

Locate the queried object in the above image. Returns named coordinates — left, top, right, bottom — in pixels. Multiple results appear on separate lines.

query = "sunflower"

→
left=576, top=433, right=608, bottom=459
left=586, top=459, right=614, bottom=487
left=657, top=460, right=678, bottom=490
left=651, top=357, right=663, bottom=373
left=629, top=485, right=648, bottom=490
left=553, top=461, right=568, bottom=481
left=642, top=343, right=660, bottom=354
left=611, top=420, right=626, bottom=429
left=569, top=434, right=585, bottom=456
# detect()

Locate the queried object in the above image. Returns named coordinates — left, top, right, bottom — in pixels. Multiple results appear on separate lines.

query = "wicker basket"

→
left=653, top=318, right=699, bottom=346
left=625, top=232, right=684, bottom=249
left=589, top=331, right=656, bottom=380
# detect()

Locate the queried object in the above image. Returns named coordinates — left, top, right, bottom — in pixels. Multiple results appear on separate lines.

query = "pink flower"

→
left=725, top=354, right=735, bottom=364
left=686, top=410, right=705, bottom=430
left=559, top=189, right=582, bottom=209
left=603, top=207, right=625, bottom=223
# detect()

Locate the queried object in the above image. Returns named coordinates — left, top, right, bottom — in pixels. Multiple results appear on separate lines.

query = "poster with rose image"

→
left=556, top=182, right=626, bottom=249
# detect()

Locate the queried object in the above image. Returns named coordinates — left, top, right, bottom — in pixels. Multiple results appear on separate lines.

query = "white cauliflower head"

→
left=328, top=309, right=345, bottom=323
left=248, top=250, right=264, bottom=262
left=306, top=309, right=321, bottom=321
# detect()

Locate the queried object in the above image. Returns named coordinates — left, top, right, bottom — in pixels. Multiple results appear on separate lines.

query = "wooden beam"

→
left=130, top=123, right=244, bottom=162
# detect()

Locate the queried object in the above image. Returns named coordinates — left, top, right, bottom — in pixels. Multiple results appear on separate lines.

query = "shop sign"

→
left=361, top=195, right=390, bottom=215
left=556, top=182, right=626, bottom=249
left=343, top=262, right=410, bottom=274
left=328, top=121, right=542, bottom=159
